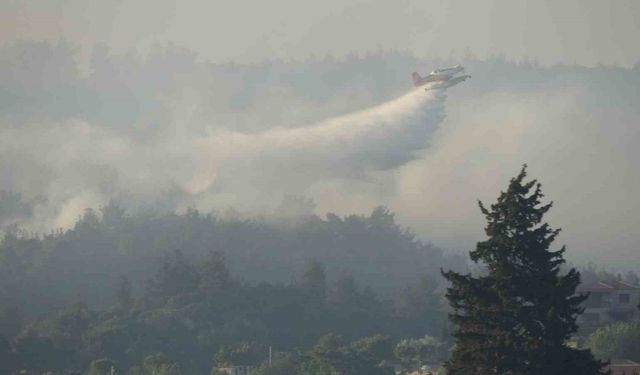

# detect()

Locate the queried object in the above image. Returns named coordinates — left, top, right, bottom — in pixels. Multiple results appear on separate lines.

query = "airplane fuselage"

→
left=413, top=72, right=456, bottom=86
left=424, top=74, right=470, bottom=90
left=412, top=65, right=469, bottom=90
left=412, top=65, right=465, bottom=87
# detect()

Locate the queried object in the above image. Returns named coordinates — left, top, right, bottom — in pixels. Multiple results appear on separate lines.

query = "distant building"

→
left=218, top=366, right=254, bottom=375
left=607, top=359, right=640, bottom=375
left=577, top=280, right=640, bottom=329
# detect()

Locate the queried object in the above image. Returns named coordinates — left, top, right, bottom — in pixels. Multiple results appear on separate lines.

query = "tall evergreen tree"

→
left=199, top=251, right=231, bottom=292
left=300, top=259, right=327, bottom=300
left=115, top=275, right=133, bottom=309
left=442, top=166, right=606, bottom=375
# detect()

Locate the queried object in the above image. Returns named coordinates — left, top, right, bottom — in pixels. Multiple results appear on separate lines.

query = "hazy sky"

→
left=2, top=0, right=639, bottom=67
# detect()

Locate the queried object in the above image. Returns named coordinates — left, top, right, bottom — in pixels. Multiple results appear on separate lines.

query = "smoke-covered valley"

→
left=1, top=41, right=639, bottom=268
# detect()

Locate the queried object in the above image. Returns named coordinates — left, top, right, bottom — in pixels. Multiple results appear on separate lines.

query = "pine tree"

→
left=115, top=275, right=133, bottom=309
left=199, top=251, right=231, bottom=292
left=442, top=166, right=606, bottom=375
left=300, top=259, right=327, bottom=300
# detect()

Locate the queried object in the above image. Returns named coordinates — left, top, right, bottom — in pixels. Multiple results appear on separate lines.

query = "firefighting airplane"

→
left=411, top=65, right=470, bottom=91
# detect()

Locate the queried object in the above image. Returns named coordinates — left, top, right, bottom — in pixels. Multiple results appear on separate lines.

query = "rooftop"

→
left=579, top=280, right=640, bottom=292
left=608, top=359, right=640, bottom=375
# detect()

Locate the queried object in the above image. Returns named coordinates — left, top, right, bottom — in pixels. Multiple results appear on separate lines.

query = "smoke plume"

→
left=0, top=47, right=447, bottom=230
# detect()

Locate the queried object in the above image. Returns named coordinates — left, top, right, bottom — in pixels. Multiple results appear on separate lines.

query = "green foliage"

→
left=298, top=334, right=394, bottom=375
left=0, top=336, right=17, bottom=374
left=586, top=322, right=640, bottom=361
left=13, top=304, right=96, bottom=371
left=250, top=354, right=299, bottom=375
left=83, top=316, right=138, bottom=368
left=215, top=342, right=266, bottom=367
left=199, top=251, right=231, bottom=293
left=351, top=335, right=394, bottom=362
left=0, top=204, right=457, bottom=313
left=299, top=259, right=327, bottom=300
left=87, top=358, right=117, bottom=375
left=13, top=335, right=59, bottom=371
left=0, top=306, right=23, bottom=338
left=395, top=276, right=441, bottom=317
left=127, top=353, right=182, bottom=375
left=146, top=250, right=199, bottom=301
left=394, top=335, right=444, bottom=371
left=0, top=205, right=454, bottom=374
left=115, top=276, right=134, bottom=309
left=442, top=166, right=606, bottom=375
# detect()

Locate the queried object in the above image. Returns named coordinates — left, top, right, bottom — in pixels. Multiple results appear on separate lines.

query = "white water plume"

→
left=0, top=87, right=448, bottom=230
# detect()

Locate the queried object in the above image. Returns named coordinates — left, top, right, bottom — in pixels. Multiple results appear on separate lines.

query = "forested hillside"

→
left=0, top=203, right=463, bottom=313
left=0, top=205, right=456, bottom=374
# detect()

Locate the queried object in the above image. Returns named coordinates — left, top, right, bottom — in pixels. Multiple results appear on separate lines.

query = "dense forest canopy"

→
left=0, top=203, right=464, bottom=313
left=0, top=169, right=630, bottom=374
left=0, top=204, right=457, bottom=374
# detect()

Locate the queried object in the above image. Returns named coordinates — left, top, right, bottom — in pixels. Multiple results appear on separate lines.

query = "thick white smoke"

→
left=0, top=86, right=446, bottom=230
left=4, top=42, right=639, bottom=269
left=201, top=89, right=445, bottom=197
left=391, top=85, right=640, bottom=268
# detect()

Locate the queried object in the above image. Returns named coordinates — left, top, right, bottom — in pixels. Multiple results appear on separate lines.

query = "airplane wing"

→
left=413, top=66, right=465, bottom=87
left=424, top=75, right=470, bottom=91
left=433, top=65, right=464, bottom=74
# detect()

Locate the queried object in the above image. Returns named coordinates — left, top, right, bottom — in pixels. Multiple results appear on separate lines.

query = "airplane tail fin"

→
left=412, top=72, right=422, bottom=86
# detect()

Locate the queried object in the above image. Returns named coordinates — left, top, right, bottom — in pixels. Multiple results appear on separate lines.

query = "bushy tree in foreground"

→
left=128, top=353, right=182, bottom=375
left=586, top=322, right=640, bottom=361
left=395, top=335, right=445, bottom=372
left=299, top=333, right=393, bottom=375
left=248, top=353, right=299, bottom=375
left=87, top=358, right=117, bottom=375
left=442, top=166, right=606, bottom=375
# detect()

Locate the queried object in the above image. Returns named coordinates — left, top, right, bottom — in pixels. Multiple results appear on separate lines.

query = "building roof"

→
left=608, top=359, right=640, bottom=375
left=579, top=280, right=640, bottom=292
left=611, top=359, right=640, bottom=365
